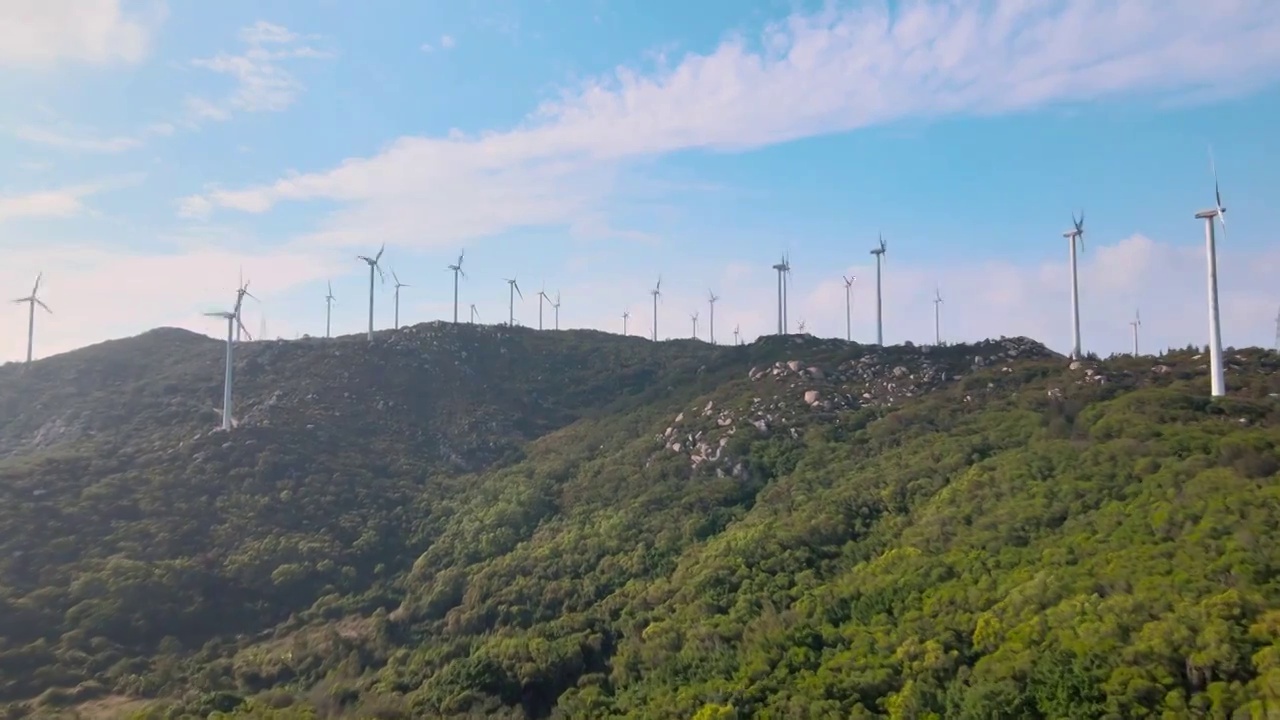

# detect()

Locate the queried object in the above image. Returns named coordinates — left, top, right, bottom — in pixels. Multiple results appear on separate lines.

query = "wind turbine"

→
left=933, top=286, right=943, bottom=346
left=622, top=310, right=630, bottom=336
left=392, top=271, right=410, bottom=330
left=1197, top=147, right=1228, bottom=396
left=553, top=292, right=561, bottom=330
left=650, top=277, right=662, bottom=341
left=690, top=311, right=699, bottom=340
left=470, top=304, right=480, bottom=324
left=203, top=306, right=250, bottom=431
left=12, top=272, right=51, bottom=364
left=707, top=290, right=720, bottom=345
left=771, top=256, right=787, bottom=334
left=870, top=234, right=887, bottom=345
left=356, top=244, right=386, bottom=341
left=324, top=281, right=336, bottom=339
left=842, top=275, right=856, bottom=341
left=504, top=277, right=523, bottom=326
left=232, top=272, right=256, bottom=344
left=536, top=286, right=550, bottom=330
left=797, top=319, right=807, bottom=334
left=733, top=325, right=741, bottom=346
left=448, top=250, right=466, bottom=324
left=1062, top=212, right=1086, bottom=360
left=1130, top=309, right=1142, bottom=356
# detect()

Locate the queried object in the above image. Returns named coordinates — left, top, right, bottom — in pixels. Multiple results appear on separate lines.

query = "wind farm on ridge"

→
left=8, top=148, right=1245, bottom=432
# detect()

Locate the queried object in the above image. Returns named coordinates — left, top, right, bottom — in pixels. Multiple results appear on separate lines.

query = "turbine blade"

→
left=36, top=299, right=51, bottom=313
left=375, top=243, right=385, bottom=262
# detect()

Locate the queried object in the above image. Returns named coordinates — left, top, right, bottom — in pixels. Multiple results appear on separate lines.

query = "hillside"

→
left=2, top=325, right=1280, bottom=719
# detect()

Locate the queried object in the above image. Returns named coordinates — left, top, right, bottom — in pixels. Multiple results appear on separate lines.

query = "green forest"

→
left=1, top=324, right=1279, bottom=718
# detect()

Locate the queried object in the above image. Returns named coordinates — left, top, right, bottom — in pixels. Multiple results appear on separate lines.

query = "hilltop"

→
left=2, top=325, right=1280, bottom=719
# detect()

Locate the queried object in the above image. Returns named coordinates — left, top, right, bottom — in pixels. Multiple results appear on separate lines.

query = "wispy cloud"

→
left=421, top=34, right=456, bottom=53
left=185, top=0, right=1280, bottom=251
left=185, top=21, right=333, bottom=123
left=12, top=122, right=174, bottom=154
left=0, top=0, right=165, bottom=69
left=0, top=175, right=141, bottom=224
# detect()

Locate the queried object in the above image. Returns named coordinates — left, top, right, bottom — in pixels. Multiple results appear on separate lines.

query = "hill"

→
left=2, top=325, right=1280, bottom=718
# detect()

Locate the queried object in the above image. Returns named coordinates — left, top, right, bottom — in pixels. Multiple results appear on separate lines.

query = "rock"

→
left=806, top=367, right=825, bottom=380
left=1069, top=361, right=1083, bottom=371
left=804, top=390, right=820, bottom=405
left=787, top=360, right=803, bottom=372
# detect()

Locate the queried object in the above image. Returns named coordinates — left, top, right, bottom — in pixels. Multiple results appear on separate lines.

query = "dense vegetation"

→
left=2, top=324, right=1279, bottom=718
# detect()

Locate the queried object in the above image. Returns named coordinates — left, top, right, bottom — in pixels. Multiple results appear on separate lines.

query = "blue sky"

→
left=3, top=0, right=1280, bottom=362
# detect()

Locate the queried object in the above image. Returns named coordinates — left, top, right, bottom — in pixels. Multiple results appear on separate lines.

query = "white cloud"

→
left=0, top=0, right=164, bottom=69
left=187, top=0, right=1280, bottom=252
left=186, top=20, right=332, bottom=122
left=11, top=121, right=174, bottom=153
left=421, top=33, right=457, bottom=53
left=0, top=179, right=130, bottom=223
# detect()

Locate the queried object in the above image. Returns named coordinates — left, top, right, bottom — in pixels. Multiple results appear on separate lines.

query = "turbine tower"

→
left=690, top=311, right=699, bottom=340
left=356, top=244, right=386, bottom=341
left=203, top=307, right=250, bottom=431
left=1130, top=309, right=1142, bottom=357
left=870, top=235, right=887, bottom=345
left=470, top=304, right=480, bottom=324
left=842, top=275, right=855, bottom=342
left=12, top=272, right=51, bottom=364
left=553, top=292, right=561, bottom=330
left=392, top=271, right=410, bottom=330
left=650, top=277, right=662, bottom=341
left=933, top=286, right=943, bottom=346
left=782, top=253, right=791, bottom=333
left=771, top=256, right=787, bottom=334
left=448, top=250, right=466, bottom=324
left=504, top=277, right=523, bottom=326
left=797, top=319, right=807, bottom=334
left=622, top=310, right=630, bottom=336
left=1062, top=212, right=1086, bottom=360
left=733, top=325, right=741, bottom=346
left=707, top=290, right=720, bottom=345
left=536, top=286, right=550, bottom=330
left=324, top=281, right=336, bottom=339
left=1197, top=148, right=1228, bottom=397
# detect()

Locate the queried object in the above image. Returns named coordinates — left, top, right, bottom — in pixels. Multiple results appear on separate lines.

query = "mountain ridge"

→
left=2, top=326, right=1279, bottom=718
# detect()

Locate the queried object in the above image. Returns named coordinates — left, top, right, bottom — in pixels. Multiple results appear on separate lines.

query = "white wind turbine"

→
left=842, top=275, right=855, bottom=342
left=1062, top=212, right=1086, bottom=360
left=1130, top=309, right=1141, bottom=357
left=448, top=250, right=466, bottom=324
left=733, top=324, right=741, bottom=346
left=204, top=304, right=251, bottom=431
left=797, top=319, right=807, bottom=334
left=356, top=244, right=386, bottom=341
left=622, top=310, right=630, bottom=336
left=690, top=311, right=699, bottom=340
left=707, top=290, right=720, bottom=345
left=470, top=303, right=480, bottom=324
left=233, top=271, right=257, bottom=344
left=504, top=277, right=523, bottom=326
left=392, top=271, right=410, bottom=330
left=870, top=234, right=887, bottom=345
left=553, top=292, right=561, bottom=330
left=933, top=286, right=943, bottom=346
left=1197, top=147, right=1228, bottom=397
left=324, top=281, right=336, bottom=339
left=13, top=272, right=51, bottom=364
left=650, top=277, right=662, bottom=341
left=771, top=256, right=787, bottom=334
left=536, top=285, right=550, bottom=330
